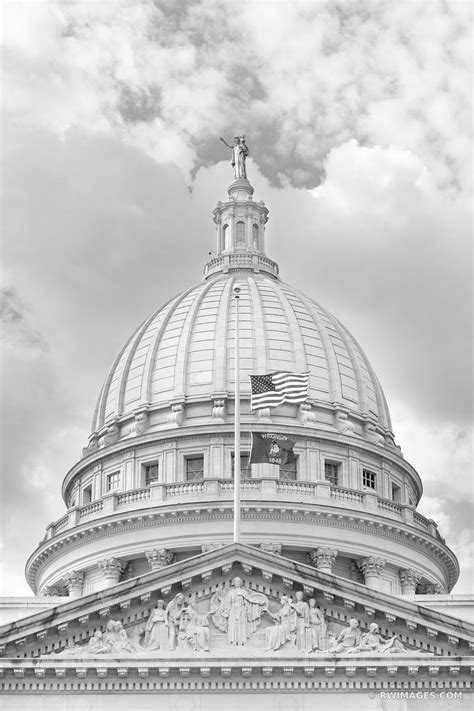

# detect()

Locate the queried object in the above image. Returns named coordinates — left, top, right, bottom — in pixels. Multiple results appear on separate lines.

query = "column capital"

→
left=358, top=556, right=386, bottom=577
left=145, top=548, right=175, bottom=571
left=308, top=547, right=338, bottom=572
left=400, top=568, right=422, bottom=594
left=98, top=557, right=123, bottom=578
left=64, top=570, right=84, bottom=599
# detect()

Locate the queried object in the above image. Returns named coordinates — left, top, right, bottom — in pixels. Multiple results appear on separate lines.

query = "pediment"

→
left=1, top=544, right=472, bottom=662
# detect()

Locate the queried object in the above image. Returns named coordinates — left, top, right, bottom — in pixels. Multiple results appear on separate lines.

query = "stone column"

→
left=308, top=547, right=338, bottom=573
left=97, top=557, right=123, bottom=588
left=145, top=548, right=175, bottom=571
left=358, top=556, right=386, bottom=590
left=64, top=570, right=84, bottom=599
left=400, top=568, right=422, bottom=595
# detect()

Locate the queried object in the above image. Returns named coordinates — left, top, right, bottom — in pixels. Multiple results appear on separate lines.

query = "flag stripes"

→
left=250, top=371, right=310, bottom=410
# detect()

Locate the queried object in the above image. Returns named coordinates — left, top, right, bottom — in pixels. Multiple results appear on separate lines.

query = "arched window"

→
left=252, top=223, right=259, bottom=250
left=236, top=221, right=245, bottom=247
left=223, top=224, right=230, bottom=251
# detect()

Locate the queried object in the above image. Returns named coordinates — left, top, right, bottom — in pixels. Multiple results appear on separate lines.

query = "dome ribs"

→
left=172, top=280, right=215, bottom=400
left=277, top=283, right=309, bottom=374
left=247, top=277, right=270, bottom=378
left=211, top=277, right=233, bottom=394
left=140, top=291, right=195, bottom=406
left=96, top=319, right=147, bottom=430
left=295, top=291, right=342, bottom=406
left=117, top=297, right=178, bottom=417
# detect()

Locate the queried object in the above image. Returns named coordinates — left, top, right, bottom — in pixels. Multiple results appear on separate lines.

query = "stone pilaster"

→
left=145, top=548, right=175, bottom=571
left=63, top=570, right=84, bottom=599
left=260, top=543, right=282, bottom=556
left=97, top=557, right=123, bottom=588
left=308, top=547, right=338, bottom=573
left=399, top=568, right=422, bottom=595
left=358, top=556, right=386, bottom=590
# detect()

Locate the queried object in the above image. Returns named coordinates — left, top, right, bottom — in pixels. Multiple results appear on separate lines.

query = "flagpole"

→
left=233, top=285, right=241, bottom=543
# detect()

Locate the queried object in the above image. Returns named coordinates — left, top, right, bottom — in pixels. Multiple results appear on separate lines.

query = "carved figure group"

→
left=211, top=576, right=268, bottom=645
left=264, top=593, right=327, bottom=652
left=329, top=619, right=408, bottom=655
left=54, top=578, right=414, bottom=659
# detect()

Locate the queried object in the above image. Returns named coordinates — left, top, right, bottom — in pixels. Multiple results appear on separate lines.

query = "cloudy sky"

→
left=1, top=0, right=472, bottom=596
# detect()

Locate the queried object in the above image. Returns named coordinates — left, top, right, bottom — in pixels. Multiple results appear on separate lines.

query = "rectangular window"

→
left=186, top=456, right=204, bottom=481
left=231, top=453, right=251, bottom=479
left=324, top=462, right=340, bottom=486
left=82, top=484, right=92, bottom=504
left=106, top=471, right=120, bottom=492
left=391, top=483, right=402, bottom=502
left=280, top=455, right=298, bottom=481
left=362, top=469, right=377, bottom=490
left=144, top=463, right=159, bottom=486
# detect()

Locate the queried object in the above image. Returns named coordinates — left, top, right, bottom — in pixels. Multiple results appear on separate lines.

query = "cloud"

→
left=1, top=1, right=471, bottom=189
left=0, top=1, right=471, bottom=596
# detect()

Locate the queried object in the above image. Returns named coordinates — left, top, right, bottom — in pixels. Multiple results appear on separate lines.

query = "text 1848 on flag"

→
left=249, top=371, right=310, bottom=410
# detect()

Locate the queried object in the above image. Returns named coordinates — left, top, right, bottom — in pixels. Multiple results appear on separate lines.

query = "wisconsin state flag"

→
left=250, top=433, right=296, bottom=466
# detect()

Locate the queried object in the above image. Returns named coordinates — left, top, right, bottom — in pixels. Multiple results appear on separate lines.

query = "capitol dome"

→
left=91, top=273, right=391, bottom=436
left=25, top=173, right=458, bottom=600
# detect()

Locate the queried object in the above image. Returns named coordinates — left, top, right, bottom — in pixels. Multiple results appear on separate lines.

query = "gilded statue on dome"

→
left=220, top=135, right=249, bottom=179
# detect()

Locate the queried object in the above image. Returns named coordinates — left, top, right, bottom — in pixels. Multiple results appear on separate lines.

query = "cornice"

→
left=0, top=656, right=472, bottom=693
left=25, top=502, right=458, bottom=592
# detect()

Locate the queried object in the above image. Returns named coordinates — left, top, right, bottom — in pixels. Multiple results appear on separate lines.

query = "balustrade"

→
left=44, top=480, right=438, bottom=542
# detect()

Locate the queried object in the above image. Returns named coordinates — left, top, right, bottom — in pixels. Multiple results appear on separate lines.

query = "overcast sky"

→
left=1, top=0, right=472, bottom=596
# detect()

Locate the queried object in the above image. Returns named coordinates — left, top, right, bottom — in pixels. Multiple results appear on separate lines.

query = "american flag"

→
left=249, top=371, right=310, bottom=410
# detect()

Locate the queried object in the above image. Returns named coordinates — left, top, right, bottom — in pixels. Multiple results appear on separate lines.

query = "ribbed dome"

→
left=92, top=271, right=392, bottom=433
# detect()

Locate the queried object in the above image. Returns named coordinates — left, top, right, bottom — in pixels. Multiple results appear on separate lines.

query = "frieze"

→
left=41, top=582, right=427, bottom=661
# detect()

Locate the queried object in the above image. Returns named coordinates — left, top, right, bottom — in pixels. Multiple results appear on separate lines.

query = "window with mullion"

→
left=186, top=456, right=204, bottom=481
left=280, top=456, right=298, bottom=481
left=324, top=462, right=339, bottom=486
left=144, top=463, right=159, bottom=486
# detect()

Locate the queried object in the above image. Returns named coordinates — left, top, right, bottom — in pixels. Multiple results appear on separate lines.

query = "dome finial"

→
left=220, top=135, right=249, bottom=180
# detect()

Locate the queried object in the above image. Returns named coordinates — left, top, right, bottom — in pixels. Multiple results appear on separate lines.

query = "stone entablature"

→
left=26, top=496, right=456, bottom=596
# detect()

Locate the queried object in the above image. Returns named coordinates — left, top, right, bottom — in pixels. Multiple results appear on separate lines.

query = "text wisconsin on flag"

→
left=249, top=371, right=310, bottom=410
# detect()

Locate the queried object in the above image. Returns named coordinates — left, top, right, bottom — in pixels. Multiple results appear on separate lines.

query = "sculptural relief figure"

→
left=306, top=598, right=327, bottom=652
left=86, top=630, right=108, bottom=655
left=183, top=595, right=211, bottom=652
left=220, top=136, right=249, bottom=180
left=289, top=591, right=309, bottom=652
left=166, top=592, right=187, bottom=650
left=329, top=618, right=361, bottom=654
left=144, top=600, right=169, bottom=651
left=211, top=577, right=268, bottom=645
left=349, top=623, right=408, bottom=655
left=103, top=619, right=137, bottom=654
left=264, top=595, right=296, bottom=651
